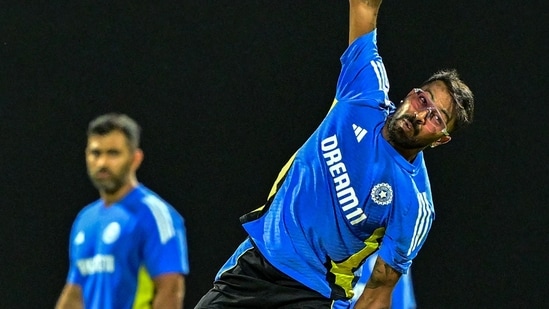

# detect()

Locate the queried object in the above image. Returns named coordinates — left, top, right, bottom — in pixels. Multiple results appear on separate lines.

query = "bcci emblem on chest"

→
left=370, top=183, right=393, bottom=206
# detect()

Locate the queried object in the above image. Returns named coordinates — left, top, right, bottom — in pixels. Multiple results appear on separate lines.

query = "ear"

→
left=132, top=148, right=144, bottom=170
left=430, top=135, right=452, bottom=148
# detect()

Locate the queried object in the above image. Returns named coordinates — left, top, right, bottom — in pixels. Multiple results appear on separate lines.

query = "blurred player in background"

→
left=56, top=113, right=189, bottom=309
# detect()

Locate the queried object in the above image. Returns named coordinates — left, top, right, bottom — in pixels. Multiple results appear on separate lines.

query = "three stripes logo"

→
left=353, top=124, right=367, bottom=142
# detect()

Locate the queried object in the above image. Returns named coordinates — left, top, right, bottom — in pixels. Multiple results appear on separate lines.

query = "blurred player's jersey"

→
left=67, top=184, right=189, bottom=309
left=226, top=30, right=435, bottom=300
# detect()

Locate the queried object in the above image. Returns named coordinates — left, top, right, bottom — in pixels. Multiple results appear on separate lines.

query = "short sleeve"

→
left=377, top=193, right=435, bottom=274
left=66, top=215, right=84, bottom=284
left=141, top=196, right=190, bottom=277
left=335, top=29, right=392, bottom=111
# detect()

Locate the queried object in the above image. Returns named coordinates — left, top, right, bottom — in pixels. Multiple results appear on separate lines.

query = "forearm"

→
left=353, top=285, right=393, bottom=309
left=152, top=294, right=183, bottom=309
left=152, top=274, right=185, bottom=309
left=350, top=0, right=383, bottom=7
left=348, top=0, right=384, bottom=44
left=55, top=284, right=83, bottom=309
left=55, top=299, right=83, bottom=309
left=353, top=256, right=400, bottom=309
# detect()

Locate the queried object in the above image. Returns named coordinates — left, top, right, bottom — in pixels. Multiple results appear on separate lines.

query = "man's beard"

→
left=385, top=115, right=425, bottom=149
left=88, top=164, right=131, bottom=194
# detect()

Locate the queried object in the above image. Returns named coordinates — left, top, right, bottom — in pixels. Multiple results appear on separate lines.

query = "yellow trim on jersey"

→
left=132, top=266, right=154, bottom=309
left=241, top=152, right=298, bottom=223
left=247, top=98, right=335, bottom=218
left=266, top=152, right=298, bottom=201
left=329, top=98, right=339, bottom=110
left=328, top=227, right=386, bottom=298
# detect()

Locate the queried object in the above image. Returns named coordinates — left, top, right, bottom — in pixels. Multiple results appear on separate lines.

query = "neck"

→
left=100, top=177, right=138, bottom=206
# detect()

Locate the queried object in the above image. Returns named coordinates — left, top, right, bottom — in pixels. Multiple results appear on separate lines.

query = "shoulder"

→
left=130, top=186, right=183, bottom=223
left=341, top=30, right=379, bottom=63
left=74, top=199, right=101, bottom=219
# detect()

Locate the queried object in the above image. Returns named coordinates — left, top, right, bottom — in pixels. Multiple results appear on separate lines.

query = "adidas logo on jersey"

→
left=353, top=124, right=367, bottom=142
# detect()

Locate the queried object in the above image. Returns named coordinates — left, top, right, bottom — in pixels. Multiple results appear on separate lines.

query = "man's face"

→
left=85, top=130, right=135, bottom=194
left=386, top=80, right=455, bottom=149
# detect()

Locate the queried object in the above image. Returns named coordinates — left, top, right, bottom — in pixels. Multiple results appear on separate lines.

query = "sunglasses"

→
left=409, top=88, right=449, bottom=136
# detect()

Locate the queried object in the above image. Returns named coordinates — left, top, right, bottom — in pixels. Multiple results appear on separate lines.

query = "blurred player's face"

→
left=385, top=80, right=455, bottom=149
left=86, top=130, right=136, bottom=194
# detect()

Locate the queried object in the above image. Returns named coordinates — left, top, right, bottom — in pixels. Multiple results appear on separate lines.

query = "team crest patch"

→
left=371, top=183, right=393, bottom=205
left=74, top=231, right=85, bottom=245
left=102, top=222, right=121, bottom=244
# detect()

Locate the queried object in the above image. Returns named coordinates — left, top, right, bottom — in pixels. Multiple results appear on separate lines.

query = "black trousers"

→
left=194, top=246, right=333, bottom=309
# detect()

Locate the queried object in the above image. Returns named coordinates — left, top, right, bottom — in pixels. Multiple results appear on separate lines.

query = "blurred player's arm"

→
left=349, top=0, right=383, bottom=45
left=152, top=273, right=185, bottom=309
left=354, top=255, right=401, bottom=309
left=55, top=284, right=83, bottom=309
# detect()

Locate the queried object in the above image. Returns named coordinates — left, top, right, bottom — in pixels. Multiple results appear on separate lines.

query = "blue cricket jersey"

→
left=230, top=30, right=435, bottom=301
left=66, top=184, right=189, bottom=309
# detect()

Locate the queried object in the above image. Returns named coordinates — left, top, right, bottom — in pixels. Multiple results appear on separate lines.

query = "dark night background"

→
left=1, top=1, right=547, bottom=308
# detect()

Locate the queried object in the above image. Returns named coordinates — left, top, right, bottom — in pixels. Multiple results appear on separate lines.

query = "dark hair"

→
left=87, top=113, right=141, bottom=150
left=421, top=69, right=474, bottom=132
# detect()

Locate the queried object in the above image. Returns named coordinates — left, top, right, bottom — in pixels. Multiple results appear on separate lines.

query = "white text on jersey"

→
left=76, top=254, right=115, bottom=276
left=321, top=134, right=367, bottom=225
